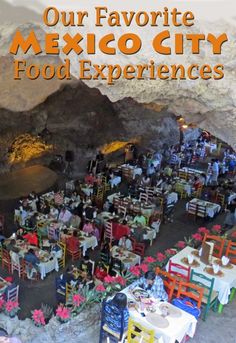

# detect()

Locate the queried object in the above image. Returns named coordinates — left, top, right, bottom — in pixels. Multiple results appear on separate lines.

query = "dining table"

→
left=111, top=246, right=141, bottom=269
left=186, top=198, right=221, bottom=218
left=121, top=286, right=197, bottom=343
left=167, top=246, right=236, bottom=305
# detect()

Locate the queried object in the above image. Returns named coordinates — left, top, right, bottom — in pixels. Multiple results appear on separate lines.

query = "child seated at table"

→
left=23, top=231, right=38, bottom=246
left=94, top=262, right=108, bottom=281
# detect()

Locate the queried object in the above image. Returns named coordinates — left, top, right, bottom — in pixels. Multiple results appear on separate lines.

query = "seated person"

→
left=109, top=258, right=123, bottom=277
left=58, top=207, right=72, bottom=224
left=50, top=239, right=62, bottom=258
left=41, top=201, right=50, bottom=215
left=82, top=220, right=94, bottom=234
left=129, top=270, right=168, bottom=301
left=140, top=175, right=151, bottom=187
left=69, top=214, right=81, bottom=229
left=79, top=272, right=95, bottom=290
left=192, top=176, right=202, bottom=191
left=133, top=213, right=147, bottom=227
left=118, top=235, right=133, bottom=251
left=78, top=255, right=93, bottom=276
left=100, top=239, right=111, bottom=265
left=60, top=228, right=70, bottom=242
left=27, top=213, right=38, bottom=228
left=94, top=262, right=108, bottom=281
left=66, top=230, right=80, bottom=252
left=23, top=231, right=38, bottom=246
left=50, top=206, right=59, bottom=219
left=104, top=293, right=129, bottom=333
left=85, top=173, right=96, bottom=185
left=24, top=248, right=40, bottom=267
left=5, top=239, right=20, bottom=253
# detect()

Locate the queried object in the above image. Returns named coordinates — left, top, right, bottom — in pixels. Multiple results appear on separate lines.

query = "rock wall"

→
left=0, top=306, right=100, bottom=343
left=0, top=81, right=180, bottom=174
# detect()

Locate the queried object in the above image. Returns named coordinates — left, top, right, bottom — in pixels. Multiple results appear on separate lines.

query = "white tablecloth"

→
left=81, top=186, right=93, bottom=197
left=80, top=233, right=98, bottom=256
left=109, top=176, right=121, bottom=188
left=107, top=193, right=119, bottom=203
left=111, top=246, right=140, bottom=269
left=175, top=181, right=192, bottom=196
left=180, top=167, right=204, bottom=176
left=186, top=198, right=221, bottom=218
left=39, top=257, right=59, bottom=280
left=122, top=287, right=197, bottom=343
left=228, top=193, right=236, bottom=204
left=167, top=246, right=236, bottom=305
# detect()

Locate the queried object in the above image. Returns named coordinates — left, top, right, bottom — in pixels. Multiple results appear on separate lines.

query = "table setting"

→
left=111, top=246, right=140, bottom=269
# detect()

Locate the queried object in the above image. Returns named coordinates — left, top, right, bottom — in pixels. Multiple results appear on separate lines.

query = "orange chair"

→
left=177, top=280, right=204, bottom=309
left=225, top=240, right=236, bottom=264
left=67, top=247, right=81, bottom=262
left=168, top=260, right=191, bottom=282
left=202, top=234, right=225, bottom=258
left=2, top=249, right=11, bottom=273
left=156, top=267, right=176, bottom=301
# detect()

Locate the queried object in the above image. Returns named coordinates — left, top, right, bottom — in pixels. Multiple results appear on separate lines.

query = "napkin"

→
left=221, top=256, right=229, bottom=266
left=213, top=264, right=220, bottom=274
left=187, top=254, right=194, bottom=264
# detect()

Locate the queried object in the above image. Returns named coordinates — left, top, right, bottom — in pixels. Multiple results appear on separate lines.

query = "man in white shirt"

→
left=118, top=235, right=133, bottom=251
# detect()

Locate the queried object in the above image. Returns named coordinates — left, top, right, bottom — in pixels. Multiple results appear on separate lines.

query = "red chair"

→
left=66, top=237, right=81, bottom=262
left=202, top=234, right=225, bottom=258
left=177, top=281, right=204, bottom=309
left=133, top=242, right=145, bottom=257
left=225, top=240, right=236, bottom=264
left=168, top=260, right=191, bottom=282
left=156, top=267, right=176, bottom=301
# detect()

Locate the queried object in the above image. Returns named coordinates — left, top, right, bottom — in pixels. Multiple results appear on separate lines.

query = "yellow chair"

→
left=127, top=318, right=155, bottom=343
left=175, top=183, right=187, bottom=199
left=58, top=241, right=66, bottom=269
left=65, top=282, right=73, bottom=304
left=178, top=171, right=187, bottom=180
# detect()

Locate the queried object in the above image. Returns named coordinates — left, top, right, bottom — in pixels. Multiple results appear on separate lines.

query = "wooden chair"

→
left=10, top=251, right=24, bottom=278
left=175, top=183, right=187, bottom=199
left=190, top=270, right=218, bottom=320
left=7, top=285, right=19, bottom=302
left=104, top=221, right=113, bottom=244
left=58, top=241, right=66, bottom=269
left=177, top=280, right=204, bottom=309
left=168, top=261, right=191, bottom=283
left=133, top=242, right=145, bottom=257
left=192, top=186, right=203, bottom=199
left=65, top=282, right=73, bottom=304
left=196, top=204, right=207, bottom=220
left=2, top=249, right=11, bottom=273
left=179, top=171, right=187, bottom=180
left=126, top=318, right=155, bottom=343
left=140, top=192, right=149, bottom=203
left=156, top=267, right=176, bottom=301
left=67, top=246, right=81, bottom=262
left=187, top=202, right=197, bottom=220
left=99, top=300, right=128, bottom=343
left=225, top=240, right=236, bottom=264
left=215, top=193, right=225, bottom=209
left=202, top=234, right=225, bottom=258
left=118, top=205, right=127, bottom=218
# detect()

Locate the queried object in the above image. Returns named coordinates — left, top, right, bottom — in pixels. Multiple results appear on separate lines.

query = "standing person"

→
left=212, top=159, right=219, bottom=185
left=206, top=162, right=213, bottom=185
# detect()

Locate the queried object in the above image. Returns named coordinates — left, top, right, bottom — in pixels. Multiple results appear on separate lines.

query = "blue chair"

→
left=99, top=300, right=127, bottom=343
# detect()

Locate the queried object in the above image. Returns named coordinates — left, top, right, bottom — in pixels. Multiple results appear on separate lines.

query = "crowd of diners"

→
left=0, top=130, right=236, bottom=331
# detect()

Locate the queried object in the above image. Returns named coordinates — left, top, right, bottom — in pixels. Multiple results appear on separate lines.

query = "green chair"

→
left=190, top=270, right=218, bottom=320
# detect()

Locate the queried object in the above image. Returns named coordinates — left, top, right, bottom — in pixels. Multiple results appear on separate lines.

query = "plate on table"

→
left=214, top=259, right=233, bottom=269
left=132, top=289, right=149, bottom=301
left=122, top=258, right=133, bottom=263
left=191, top=250, right=200, bottom=257
left=181, top=257, right=200, bottom=267
left=204, top=267, right=224, bottom=277
left=159, top=303, right=182, bottom=318
left=146, top=313, right=169, bottom=328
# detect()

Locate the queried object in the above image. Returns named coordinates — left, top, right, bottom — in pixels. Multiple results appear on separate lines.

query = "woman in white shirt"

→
left=118, top=236, right=133, bottom=251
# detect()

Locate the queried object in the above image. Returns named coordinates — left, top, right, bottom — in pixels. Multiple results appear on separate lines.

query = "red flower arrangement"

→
left=139, top=263, right=149, bottom=273
left=56, top=306, right=71, bottom=323
left=211, top=225, right=222, bottom=235
left=156, top=252, right=166, bottom=262
left=192, top=233, right=203, bottom=241
left=73, top=294, right=85, bottom=307
left=165, top=249, right=176, bottom=256
left=144, top=256, right=156, bottom=263
left=129, top=265, right=141, bottom=277
left=95, top=284, right=106, bottom=292
left=175, top=241, right=186, bottom=249
left=4, top=300, right=20, bottom=317
left=197, top=227, right=210, bottom=235
left=0, top=298, right=5, bottom=311
left=31, top=309, right=46, bottom=327
left=115, top=276, right=126, bottom=286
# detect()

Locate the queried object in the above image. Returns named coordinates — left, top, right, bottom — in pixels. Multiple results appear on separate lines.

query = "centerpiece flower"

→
left=211, top=225, right=222, bottom=235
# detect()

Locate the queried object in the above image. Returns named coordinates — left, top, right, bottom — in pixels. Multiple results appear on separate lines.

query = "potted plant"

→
left=4, top=300, right=20, bottom=318
left=55, top=305, right=71, bottom=323
left=31, top=309, right=46, bottom=327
